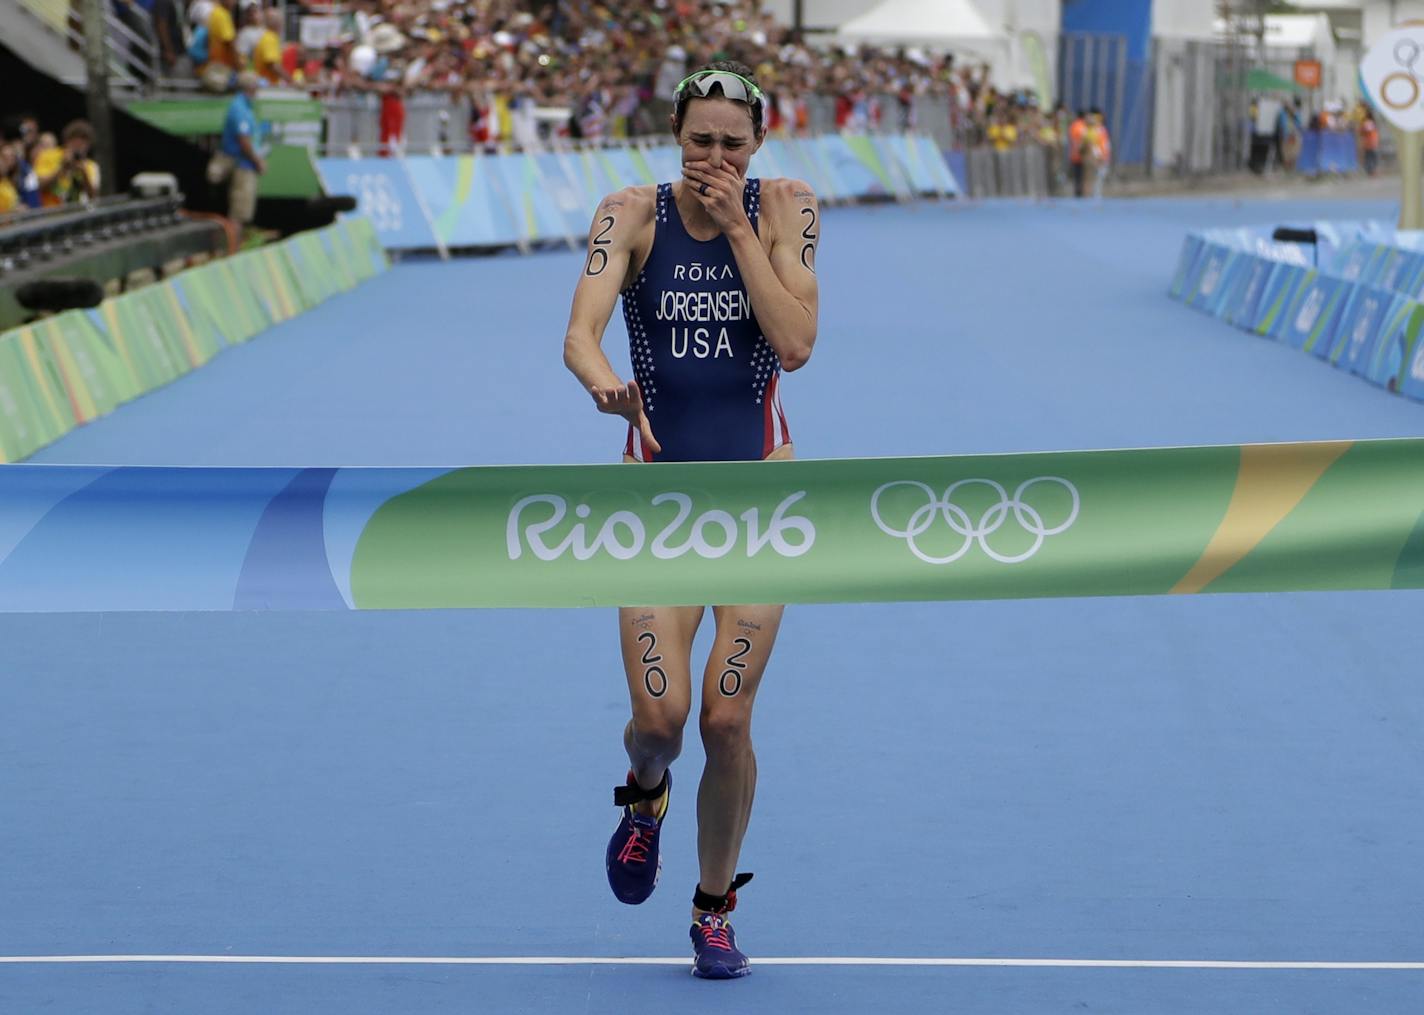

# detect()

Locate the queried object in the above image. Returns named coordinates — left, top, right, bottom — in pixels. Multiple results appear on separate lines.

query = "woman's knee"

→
left=699, top=705, right=753, bottom=754
left=631, top=706, right=688, bottom=753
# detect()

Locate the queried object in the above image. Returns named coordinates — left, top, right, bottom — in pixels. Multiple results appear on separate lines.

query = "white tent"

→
left=837, top=0, right=1006, bottom=51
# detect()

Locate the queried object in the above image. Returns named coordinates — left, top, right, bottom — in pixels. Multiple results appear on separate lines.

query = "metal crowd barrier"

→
left=0, top=196, right=185, bottom=278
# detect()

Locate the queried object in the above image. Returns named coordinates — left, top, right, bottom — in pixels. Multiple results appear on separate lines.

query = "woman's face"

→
left=674, top=97, right=762, bottom=176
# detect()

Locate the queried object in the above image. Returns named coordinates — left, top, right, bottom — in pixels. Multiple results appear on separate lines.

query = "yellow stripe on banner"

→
left=100, top=301, right=141, bottom=390
left=1171, top=441, right=1353, bottom=594
left=262, top=253, right=298, bottom=319
left=40, top=319, right=97, bottom=423
left=17, top=328, right=68, bottom=432
left=163, top=284, right=206, bottom=366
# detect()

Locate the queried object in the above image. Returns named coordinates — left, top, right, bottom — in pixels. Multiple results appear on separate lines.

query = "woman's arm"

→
left=562, top=188, right=660, bottom=452
left=682, top=165, right=819, bottom=371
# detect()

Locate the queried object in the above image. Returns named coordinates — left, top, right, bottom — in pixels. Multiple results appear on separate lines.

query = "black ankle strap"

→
left=613, top=770, right=668, bottom=808
left=693, top=872, right=754, bottom=914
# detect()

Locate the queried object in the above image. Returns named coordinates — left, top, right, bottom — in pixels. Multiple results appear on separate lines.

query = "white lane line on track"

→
left=1, top=956, right=1422, bottom=969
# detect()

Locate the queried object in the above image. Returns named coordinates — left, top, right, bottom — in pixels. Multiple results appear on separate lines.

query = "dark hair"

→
left=672, top=60, right=764, bottom=135
left=62, top=119, right=94, bottom=144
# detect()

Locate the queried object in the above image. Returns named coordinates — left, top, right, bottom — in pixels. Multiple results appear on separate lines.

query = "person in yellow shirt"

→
left=33, top=120, right=99, bottom=207
left=201, top=0, right=240, bottom=93
left=986, top=110, right=1018, bottom=152
left=0, top=143, right=20, bottom=215
left=253, top=9, right=288, bottom=84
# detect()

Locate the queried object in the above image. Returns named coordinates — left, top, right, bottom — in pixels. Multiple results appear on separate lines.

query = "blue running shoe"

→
left=690, top=913, right=750, bottom=979
left=605, top=770, right=669, bottom=905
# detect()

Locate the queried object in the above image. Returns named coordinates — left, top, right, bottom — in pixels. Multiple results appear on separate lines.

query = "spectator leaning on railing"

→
left=198, top=0, right=242, bottom=93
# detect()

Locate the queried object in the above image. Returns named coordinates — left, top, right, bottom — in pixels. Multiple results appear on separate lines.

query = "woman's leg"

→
left=694, top=603, right=785, bottom=903
left=618, top=604, right=702, bottom=808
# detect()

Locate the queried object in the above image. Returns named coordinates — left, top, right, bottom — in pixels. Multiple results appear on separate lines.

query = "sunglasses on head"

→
left=673, top=70, right=764, bottom=107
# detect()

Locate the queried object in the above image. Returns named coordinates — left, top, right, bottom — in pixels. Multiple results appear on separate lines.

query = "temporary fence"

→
left=0, top=437, right=1420, bottom=611
left=1169, top=220, right=1424, bottom=403
left=0, top=217, right=386, bottom=464
left=313, top=133, right=959, bottom=254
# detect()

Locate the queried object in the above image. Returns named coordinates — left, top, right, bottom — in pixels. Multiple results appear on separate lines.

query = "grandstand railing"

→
left=16, top=0, right=160, bottom=89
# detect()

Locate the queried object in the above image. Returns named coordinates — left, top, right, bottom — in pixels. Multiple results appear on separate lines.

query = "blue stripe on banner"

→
left=1261, top=265, right=1311, bottom=339
left=1364, top=301, right=1421, bottom=388
left=314, top=158, right=438, bottom=250
left=1278, top=273, right=1344, bottom=350
left=491, top=152, right=574, bottom=243
left=640, top=145, right=684, bottom=186
left=1402, top=326, right=1424, bottom=400
left=0, top=466, right=113, bottom=570
left=1327, top=287, right=1394, bottom=369
left=913, top=135, right=960, bottom=195
left=402, top=154, right=519, bottom=248
left=1329, top=241, right=1374, bottom=281
left=234, top=468, right=347, bottom=610
left=1185, top=245, right=1233, bottom=309
left=1221, top=255, right=1273, bottom=327
left=816, top=135, right=888, bottom=197
left=534, top=152, right=597, bottom=233
left=1169, top=235, right=1204, bottom=300
left=0, top=467, right=300, bottom=611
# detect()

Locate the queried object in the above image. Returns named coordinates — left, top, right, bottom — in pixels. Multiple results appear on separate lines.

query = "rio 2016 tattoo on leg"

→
left=637, top=630, right=667, bottom=698
left=798, top=205, right=818, bottom=274
left=585, top=215, right=615, bottom=277
left=719, top=636, right=752, bottom=698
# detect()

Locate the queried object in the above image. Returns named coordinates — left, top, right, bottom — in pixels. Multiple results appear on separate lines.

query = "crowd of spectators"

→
left=147, top=0, right=1033, bottom=147
left=1248, top=95, right=1382, bottom=177
left=0, top=115, right=101, bottom=217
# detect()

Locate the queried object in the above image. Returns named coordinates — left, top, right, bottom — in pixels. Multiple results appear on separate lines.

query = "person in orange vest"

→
left=1068, top=109, right=1088, bottom=197
left=1361, top=112, right=1380, bottom=176
left=1086, top=107, right=1111, bottom=199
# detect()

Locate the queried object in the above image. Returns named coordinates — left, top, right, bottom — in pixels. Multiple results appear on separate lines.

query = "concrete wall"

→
left=1151, top=0, right=1216, bottom=41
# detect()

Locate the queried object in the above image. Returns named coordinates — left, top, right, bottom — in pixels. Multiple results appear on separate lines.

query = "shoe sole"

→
left=690, top=963, right=752, bottom=979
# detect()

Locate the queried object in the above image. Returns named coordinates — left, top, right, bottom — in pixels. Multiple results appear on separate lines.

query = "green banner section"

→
left=349, top=439, right=1424, bottom=609
left=259, top=144, right=324, bottom=200
left=0, top=219, right=386, bottom=462
left=126, top=98, right=325, bottom=137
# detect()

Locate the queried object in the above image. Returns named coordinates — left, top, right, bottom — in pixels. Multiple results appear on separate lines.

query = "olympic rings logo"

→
left=870, top=477, right=1080, bottom=565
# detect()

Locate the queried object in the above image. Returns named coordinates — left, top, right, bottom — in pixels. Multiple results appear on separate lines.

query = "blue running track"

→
left=3, top=195, right=1422, bottom=1014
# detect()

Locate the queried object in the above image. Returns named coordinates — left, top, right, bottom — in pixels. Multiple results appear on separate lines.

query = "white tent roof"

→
left=837, top=0, right=1005, bottom=49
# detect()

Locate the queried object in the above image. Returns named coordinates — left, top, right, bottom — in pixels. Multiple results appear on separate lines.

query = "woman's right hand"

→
left=590, top=379, right=660, bottom=454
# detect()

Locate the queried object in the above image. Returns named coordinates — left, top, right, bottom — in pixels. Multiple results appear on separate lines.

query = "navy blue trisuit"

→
left=619, top=179, right=791, bottom=463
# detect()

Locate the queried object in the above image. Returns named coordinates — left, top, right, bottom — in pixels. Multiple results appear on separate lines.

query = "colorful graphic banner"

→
left=1, top=439, right=1422, bottom=612
left=1171, top=220, right=1424, bottom=402
left=0, top=219, right=387, bottom=463
left=314, top=133, right=960, bottom=252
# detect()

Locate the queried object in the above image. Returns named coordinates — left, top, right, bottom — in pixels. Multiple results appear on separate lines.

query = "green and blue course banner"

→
left=1281, top=274, right=1349, bottom=352
left=490, top=151, right=575, bottom=244
left=1363, top=301, right=1424, bottom=388
left=1169, top=235, right=1205, bottom=299
left=2, top=440, right=1423, bottom=612
left=1257, top=264, right=1310, bottom=338
left=1186, top=245, right=1236, bottom=312
left=1328, top=287, right=1395, bottom=368
left=1381, top=249, right=1424, bottom=294
left=1183, top=243, right=1229, bottom=306
left=1221, top=255, right=1273, bottom=327
left=1402, top=333, right=1424, bottom=400
left=1332, top=241, right=1374, bottom=281
left=315, top=156, right=440, bottom=250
